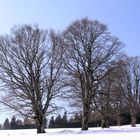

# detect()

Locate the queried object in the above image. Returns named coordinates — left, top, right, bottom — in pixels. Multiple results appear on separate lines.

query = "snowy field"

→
left=1, top=124, right=140, bottom=140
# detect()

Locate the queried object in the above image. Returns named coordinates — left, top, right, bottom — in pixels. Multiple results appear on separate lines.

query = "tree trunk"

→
left=81, top=101, right=90, bottom=130
left=101, top=117, right=109, bottom=128
left=36, top=115, right=46, bottom=133
left=131, top=116, right=136, bottom=127
left=101, top=118, right=105, bottom=128
left=117, top=115, right=121, bottom=126
left=37, top=124, right=45, bottom=133
left=130, top=109, right=136, bottom=127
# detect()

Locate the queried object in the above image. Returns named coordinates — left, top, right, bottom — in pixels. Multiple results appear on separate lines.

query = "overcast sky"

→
left=0, top=0, right=140, bottom=123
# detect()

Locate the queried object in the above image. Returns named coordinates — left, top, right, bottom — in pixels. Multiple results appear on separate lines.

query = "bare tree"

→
left=94, top=72, right=114, bottom=128
left=0, top=25, right=64, bottom=133
left=63, top=18, right=123, bottom=130
left=110, top=60, right=128, bottom=126
left=120, top=56, right=140, bottom=127
left=93, top=61, right=126, bottom=128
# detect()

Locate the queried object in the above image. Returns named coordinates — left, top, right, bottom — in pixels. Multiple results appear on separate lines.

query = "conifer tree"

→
left=3, top=118, right=10, bottom=129
left=10, top=116, right=17, bottom=129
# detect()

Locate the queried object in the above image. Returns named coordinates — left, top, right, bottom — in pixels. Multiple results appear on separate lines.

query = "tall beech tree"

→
left=63, top=18, right=123, bottom=130
left=0, top=25, right=63, bottom=133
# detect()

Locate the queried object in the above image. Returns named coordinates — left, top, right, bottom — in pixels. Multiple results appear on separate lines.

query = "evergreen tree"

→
left=3, top=118, right=10, bottom=129
left=10, top=116, right=17, bottom=129
left=0, top=124, right=2, bottom=129
left=55, top=114, right=62, bottom=128
left=62, top=111, right=68, bottom=123
left=49, top=116, right=55, bottom=128
left=62, top=111, right=68, bottom=127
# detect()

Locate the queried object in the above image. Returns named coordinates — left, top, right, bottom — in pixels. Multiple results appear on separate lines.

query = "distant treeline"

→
left=48, top=110, right=140, bottom=128
left=2, top=116, right=47, bottom=130
left=1, top=109, right=140, bottom=130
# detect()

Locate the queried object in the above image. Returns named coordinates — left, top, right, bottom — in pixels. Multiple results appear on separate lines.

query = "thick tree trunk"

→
left=81, top=101, right=90, bottom=130
left=131, top=116, right=136, bottom=127
left=81, top=112, right=89, bottom=130
left=130, top=109, right=136, bottom=127
left=101, top=117, right=109, bottom=128
left=36, top=115, right=46, bottom=133
left=37, top=124, right=45, bottom=133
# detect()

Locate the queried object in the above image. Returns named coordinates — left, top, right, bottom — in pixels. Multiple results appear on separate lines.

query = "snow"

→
left=1, top=124, right=140, bottom=140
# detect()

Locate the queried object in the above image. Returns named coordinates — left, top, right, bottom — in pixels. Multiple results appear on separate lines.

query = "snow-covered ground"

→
left=0, top=124, right=140, bottom=140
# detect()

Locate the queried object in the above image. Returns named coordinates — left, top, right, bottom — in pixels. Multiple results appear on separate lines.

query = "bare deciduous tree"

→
left=0, top=25, right=63, bottom=133
left=120, top=56, right=140, bottom=127
left=63, top=18, right=123, bottom=130
left=93, top=61, right=126, bottom=128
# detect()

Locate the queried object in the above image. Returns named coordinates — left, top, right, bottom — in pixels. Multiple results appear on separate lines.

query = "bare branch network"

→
left=0, top=18, right=139, bottom=133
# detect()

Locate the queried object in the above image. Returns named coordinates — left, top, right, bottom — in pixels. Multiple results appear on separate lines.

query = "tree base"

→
left=81, top=128, right=88, bottom=130
left=37, top=130, right=46, bottom=134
